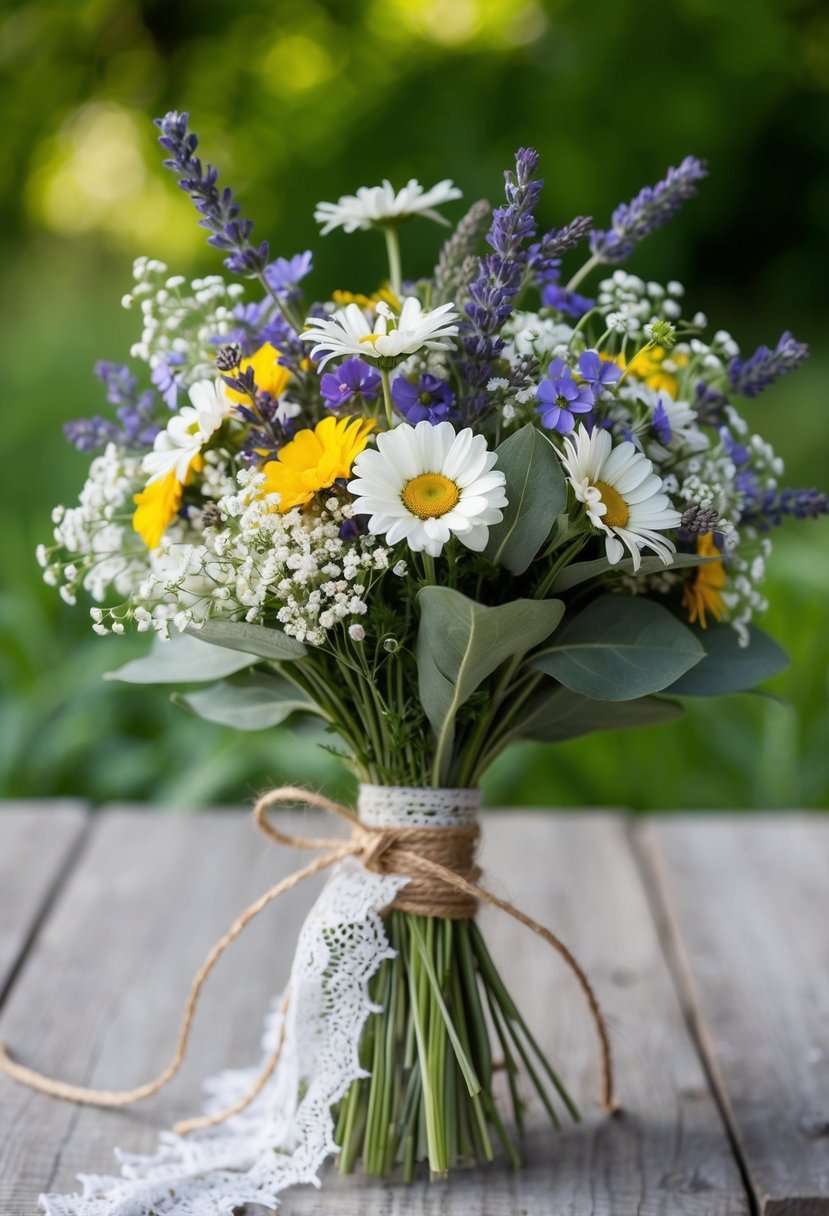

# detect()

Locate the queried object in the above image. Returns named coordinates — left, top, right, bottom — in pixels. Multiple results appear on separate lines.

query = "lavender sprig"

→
left=728, top=331, right=809, bottom=398
left=64, top=362, right=159, bottom=452
left=589, top=156, right=708, bottom=264
left=527, top=214, right=592, bottom=280
left=459, top=148, right=542, bottom=416
left=742, top=486, right=829, bottom=530
left=154, top=111, right=268, bottom=278
left=220, top=366, right=291, bottom=463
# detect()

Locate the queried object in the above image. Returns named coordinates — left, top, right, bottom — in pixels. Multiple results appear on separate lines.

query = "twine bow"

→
left=0, top=787, right=617, bottom=1135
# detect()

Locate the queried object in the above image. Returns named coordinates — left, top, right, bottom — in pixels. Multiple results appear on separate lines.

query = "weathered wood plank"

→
left=0, top=811, right=747, bottom=1214
left=641, top=815, right=829, bottom=1216
left=0, top=802, right=88, bottom=1001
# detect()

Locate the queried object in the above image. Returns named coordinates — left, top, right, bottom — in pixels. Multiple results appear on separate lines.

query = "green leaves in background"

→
left=416, top=587, right=564, bottom=782
left=105, top=632, right=257, bottom=684
left=667, top=624, right=789, bottom=696
left=483, top=425, right=566, bottom=574
left=186, top=619, right=307, bottom=661
left=174, top=671, right=318, bottom=731
left=530, top=595, right=705, bottom=700
left=518, top=684, right=683, bottom=744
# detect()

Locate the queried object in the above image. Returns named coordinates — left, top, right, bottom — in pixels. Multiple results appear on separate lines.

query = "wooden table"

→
left=1, top=805, right=827, bottom=1215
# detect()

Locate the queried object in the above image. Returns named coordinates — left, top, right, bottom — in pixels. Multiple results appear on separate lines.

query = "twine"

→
left=0, top=786, right=617, bottom=1133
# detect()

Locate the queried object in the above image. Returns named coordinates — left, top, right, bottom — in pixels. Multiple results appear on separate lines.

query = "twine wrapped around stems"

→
left=0, top=787, right=618, bottom=1135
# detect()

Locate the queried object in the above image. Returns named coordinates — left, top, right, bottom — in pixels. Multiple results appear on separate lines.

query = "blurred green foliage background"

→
left=1, top=0, right=827, bottom=810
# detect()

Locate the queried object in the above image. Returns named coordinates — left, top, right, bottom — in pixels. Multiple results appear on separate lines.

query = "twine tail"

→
left=0, top=850, right=347, bottom=1111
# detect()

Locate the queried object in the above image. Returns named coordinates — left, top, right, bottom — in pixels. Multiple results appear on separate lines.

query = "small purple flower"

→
left=578, top=349, right=621, bottom=390
left=320, top=358, right=381, bottom=408
left=150, top=353, right=186, bottom=409
left=541, top=282, right=596, bottom=319
left=264, top=252, right=313, bottom=297
left=392, top=374, right=456, bottom=424
left=535, top=359, right=594, bottom=434
left=652, top=399, right=673, bottom=445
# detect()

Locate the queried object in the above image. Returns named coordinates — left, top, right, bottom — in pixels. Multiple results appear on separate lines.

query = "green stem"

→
left=565, top=251, right=602, bottom=292
left=384, top=225, right=403, bottom=298
left=380, top=367, right=395, bottom=429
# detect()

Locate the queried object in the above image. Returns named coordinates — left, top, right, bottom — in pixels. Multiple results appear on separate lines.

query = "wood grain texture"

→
left=0, top=809, right=747, bottom=1215
left=641, top=815, right=829, bottom=1216
left=0, top=802, right=88, bottom=1001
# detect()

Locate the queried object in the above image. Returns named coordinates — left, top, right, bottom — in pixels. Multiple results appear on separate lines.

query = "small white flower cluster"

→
left=502, top=312, right=574, bottom=364
left=38, top=444, right=150, bottom=605
left=112, top=475, right=404, bottom=645
left=124, top=257, right=245, bottom=388
left=719, top=533, right=773, bottom=645
left=597, top=272, right=687, bottom=337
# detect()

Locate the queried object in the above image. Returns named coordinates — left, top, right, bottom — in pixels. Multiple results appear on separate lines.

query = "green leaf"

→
left=518, top=683, right=683, bottom=743
left=416, top=586, right=565, bottom=781
left=483, top=424, right=566, bottom=574
left=186, top=619, right=307, bottom=661
left=551, top=551, right=718, bottom=594
left=667, top=624, right=789, bottom=696
left=174, top=671, right=318, bottom=731
left=105, top=632, right=257, bottom=684
left=530, top=594, right=705, bottom=700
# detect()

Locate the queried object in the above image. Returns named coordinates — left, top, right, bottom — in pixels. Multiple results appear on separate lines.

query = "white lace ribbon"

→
left=40, top=787, right=478, bottom=1216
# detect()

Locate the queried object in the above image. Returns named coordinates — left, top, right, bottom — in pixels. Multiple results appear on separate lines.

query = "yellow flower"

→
left=261, top=416, right=375, bottom=513
left=331, top=286, right=400, bottom=312
left=132, top=456, right=203, bottom=549
left=682, top=533, right=726, bottom=628
left=224, top=342, right=291, bottom=403
left=614, top=346, right=689, bottom=398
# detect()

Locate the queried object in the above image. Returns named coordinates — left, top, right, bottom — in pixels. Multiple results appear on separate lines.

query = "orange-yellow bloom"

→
left=682, top=533, right=726, bottom=628
left=331, top=286, right=400, bottom=312
left=224, top=342, right=291, bottom=404
left=261, top=416, right=375, bottom=514
left=609, top=346, right=689, bottom=398
left=132, top=456, right=203, bottom=549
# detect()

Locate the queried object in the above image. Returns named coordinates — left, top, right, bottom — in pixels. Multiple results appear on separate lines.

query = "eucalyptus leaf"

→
left=186, top=619, right=307, bottom=661
left=105, top=632, right=257, bottom=684
left=667, top=624, right=788, bottom=696
left=551, top=551, right=718, bottom=594
left=416, top=586, right=565, bottom=781
left=483, top=424, right=566, bottom=574
left=530, top=594, right=704, bottom=700
left=174, top=671, right=318, bottom=731
left=518, top=683, right=683, bottom=743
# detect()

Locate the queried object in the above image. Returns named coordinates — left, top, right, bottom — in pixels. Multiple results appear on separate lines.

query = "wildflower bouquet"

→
left=24, top=111, right=827, bottom=1213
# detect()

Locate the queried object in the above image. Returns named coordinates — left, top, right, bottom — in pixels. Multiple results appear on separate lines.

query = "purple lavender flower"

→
left=320, top=359, right=381, bottom=408
left=578, top=349, right=621, bottom=390
left=65, top=362, right=160, bottom=451
left=541, top=281, right=596, bottom=319
left=459, top=148, right=542, bottom=416
left=694, top=380, right=729, bottom=425
left=652, top=399, right=673, bottom=445
left=727, top=331, right=809, bottom=398
left=63, top=416, right=120, bottom=452
left=392, top=373, right=456, bottom=424
left=527, top=215, right=593, bottom=281
left=154, top=111, right=268, bottom=278
left=743, top=486, right=829, bottom=530
left=535, top=359, right=594, bottom=434
left=264, top=252, right=313, bottom=297
left=590, top=156, right=708, bottom=264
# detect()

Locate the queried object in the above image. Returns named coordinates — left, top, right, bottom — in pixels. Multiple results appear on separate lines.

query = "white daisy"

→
left=142, top=379, right=232, bottom=484
left=348, top=421, right=508, bottom=558
left=302, top=299, right=461, bottom=371
left=314, top=179, right=462, bottom=235
left=558, top=423, right=681, bottom=570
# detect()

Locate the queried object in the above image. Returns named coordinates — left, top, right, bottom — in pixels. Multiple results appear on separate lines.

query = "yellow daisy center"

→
left=402, top=473, right=460, bottom=519
left=594, top=481, right=630, bottom=529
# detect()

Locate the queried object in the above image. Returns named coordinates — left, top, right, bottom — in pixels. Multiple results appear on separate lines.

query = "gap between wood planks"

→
left=629, top=816, right=760, bottom=1216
